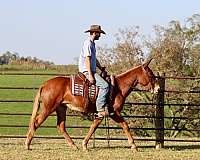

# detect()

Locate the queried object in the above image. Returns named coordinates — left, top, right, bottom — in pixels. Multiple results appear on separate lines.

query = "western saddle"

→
left=71, top=72, right=115, bottom=113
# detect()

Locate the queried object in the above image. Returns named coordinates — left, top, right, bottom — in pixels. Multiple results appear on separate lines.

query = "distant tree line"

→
left=0, top=51, right=54, bottom=69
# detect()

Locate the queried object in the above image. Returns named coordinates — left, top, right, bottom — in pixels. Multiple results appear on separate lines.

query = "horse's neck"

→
left=116, top=67, right=140, bottom=97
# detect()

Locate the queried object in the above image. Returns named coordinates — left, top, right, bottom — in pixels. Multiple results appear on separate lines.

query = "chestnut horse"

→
left=25, top=59, right=159, bottom=151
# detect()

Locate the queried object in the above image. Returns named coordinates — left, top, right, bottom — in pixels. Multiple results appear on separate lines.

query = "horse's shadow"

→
left=89, top=145, right=200, bottom=151
left=164, top=145, right=200, bottom=151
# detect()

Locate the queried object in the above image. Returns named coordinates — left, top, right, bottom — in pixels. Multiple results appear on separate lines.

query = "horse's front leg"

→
left=111, top=113, right=138, bottom=152
left=82, top=118, right=103, bottom=151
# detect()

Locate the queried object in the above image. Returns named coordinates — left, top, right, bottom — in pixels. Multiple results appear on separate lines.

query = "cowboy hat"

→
left=85, top=25, right=106, bottom=34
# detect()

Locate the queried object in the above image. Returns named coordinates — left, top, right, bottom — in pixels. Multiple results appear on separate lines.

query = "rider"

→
left=78, top=25, right=109, bottom=118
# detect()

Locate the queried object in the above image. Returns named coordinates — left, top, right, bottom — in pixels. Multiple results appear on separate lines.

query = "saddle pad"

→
left=71, top=75, right=83, bottom=96
left=71, top=75, right=98, bottom=100
left=88, top=85, right=97, bottom=99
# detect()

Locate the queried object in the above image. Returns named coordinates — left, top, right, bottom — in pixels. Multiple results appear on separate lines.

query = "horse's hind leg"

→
left=56, top=105, right=78, bottom=150
left=110, top=114, right=138, bottom=152
left=25, top=111, right=49, bottom=150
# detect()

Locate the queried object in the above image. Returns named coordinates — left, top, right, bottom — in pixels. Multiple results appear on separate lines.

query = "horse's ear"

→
left=142, top=58, right=153, bottom=68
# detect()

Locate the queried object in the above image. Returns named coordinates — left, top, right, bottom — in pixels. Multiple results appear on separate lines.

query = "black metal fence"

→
left=0, top=72, right=200, bottom=149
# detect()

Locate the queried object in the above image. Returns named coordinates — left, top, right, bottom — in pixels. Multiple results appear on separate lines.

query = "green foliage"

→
left=98, top=26, right=143, bottom=74
left=163, top=78, right=200, bottom=138
left=97, top=14, right=200, bottom=138
left=145, top=14, right=200, bottom=76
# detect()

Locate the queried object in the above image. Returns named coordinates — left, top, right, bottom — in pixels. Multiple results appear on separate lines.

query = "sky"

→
left=0, top=0, right=200, bottom=65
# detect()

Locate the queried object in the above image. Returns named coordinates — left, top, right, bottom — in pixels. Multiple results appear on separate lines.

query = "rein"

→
left=105, top=116, right=110, bottom=147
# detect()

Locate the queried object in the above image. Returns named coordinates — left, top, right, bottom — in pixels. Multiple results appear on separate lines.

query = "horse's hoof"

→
left=82, top=144, right=88, bottom=151
left=83, top=148, right=89, bottom=152
left=83, top=146, right=87, bottom=151
left=25, top=141, right=31, bottom=150
left=131, top=146, right=138, bottom=152
left=71, top=144, right=79, bottom=150
left=25, top=145, right=32, bottom=150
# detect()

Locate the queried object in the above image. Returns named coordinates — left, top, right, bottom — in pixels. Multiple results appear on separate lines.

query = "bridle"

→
left=141, top=66, right=155, bottom=90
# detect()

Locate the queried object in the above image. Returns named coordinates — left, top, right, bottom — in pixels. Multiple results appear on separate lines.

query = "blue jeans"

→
left=84, top=72, right=109, bottom=112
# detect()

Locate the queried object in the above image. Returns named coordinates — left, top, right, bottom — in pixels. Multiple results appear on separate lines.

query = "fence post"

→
left=155, top=73, right=165, bottom=149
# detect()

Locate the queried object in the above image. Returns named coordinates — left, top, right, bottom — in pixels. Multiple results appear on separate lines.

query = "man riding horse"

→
left=78, top=25, right=110, bottom=118
left=25, top=25, right=160, bottom=151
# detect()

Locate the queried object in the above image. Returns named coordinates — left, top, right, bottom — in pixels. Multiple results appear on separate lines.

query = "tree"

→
left=145, top=14, right=200, bottom=76
left=143, top=14, right=200, bottom=137
left=97, top=26, right=144, bottom=74
left=97, top=14, right=200, bottom=138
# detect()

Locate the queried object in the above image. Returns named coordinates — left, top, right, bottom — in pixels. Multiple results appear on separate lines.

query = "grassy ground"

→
left=0, top=138, right=200, bottom=160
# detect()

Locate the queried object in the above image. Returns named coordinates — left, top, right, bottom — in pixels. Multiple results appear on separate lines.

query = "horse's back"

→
left=41, top=76, right=71, bottom=100
left=44, top=76, right=70, bottom=85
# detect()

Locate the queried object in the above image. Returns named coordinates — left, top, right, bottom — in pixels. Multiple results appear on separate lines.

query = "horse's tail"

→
left=29, top=85, right=43, bottom=133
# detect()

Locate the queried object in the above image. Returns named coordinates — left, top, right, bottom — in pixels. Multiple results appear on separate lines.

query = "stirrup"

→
left=98, top=111, right=109, bottom=117
left=95, top=111, right=114, bottom=118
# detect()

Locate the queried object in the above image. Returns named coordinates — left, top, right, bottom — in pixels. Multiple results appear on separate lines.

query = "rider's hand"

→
left=101, top=67, right=106, bottom=72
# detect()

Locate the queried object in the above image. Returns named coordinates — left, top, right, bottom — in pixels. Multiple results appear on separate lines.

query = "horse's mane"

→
left=116, top=65, right=141, bottom=78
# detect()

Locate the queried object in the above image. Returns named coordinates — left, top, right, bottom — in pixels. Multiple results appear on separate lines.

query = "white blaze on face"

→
left=151, top=83, right=160, bottom=94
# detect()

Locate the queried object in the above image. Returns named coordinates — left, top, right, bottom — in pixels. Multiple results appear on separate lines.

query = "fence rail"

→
left=0, top=72, right=200, bottom=149
left=1, top=112, right=200, bottom=120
